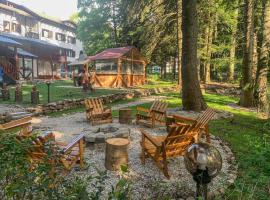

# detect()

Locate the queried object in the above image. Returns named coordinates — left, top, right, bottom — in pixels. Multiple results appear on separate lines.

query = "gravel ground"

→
left=2, top=97, right=234, bottom=199
left=74, top=125, right=231, bottom=199
left=33, top=114, right=232, bottom=199
left=0, top=104, right=26, bottom=114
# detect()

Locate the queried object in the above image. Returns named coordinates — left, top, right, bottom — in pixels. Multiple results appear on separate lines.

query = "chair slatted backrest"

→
left=190, top=108, right=216, bottom=133
left=150, top=100, right=168, bottom=122
left=85, top=98, right=104, bottom=114
left=162, top=124, right=195, bottom=158
left=28, top=133, right=55, bottom=160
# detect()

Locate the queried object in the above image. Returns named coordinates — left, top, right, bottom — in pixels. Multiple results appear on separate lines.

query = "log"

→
left=119, top=108, right=132, bottom=124
left=105, top=138, right=129, bottom=171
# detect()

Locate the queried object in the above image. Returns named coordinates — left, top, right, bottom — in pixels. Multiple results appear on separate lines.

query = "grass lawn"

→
left=137, top=74, right=177, bottom=89
left=0, top=80, right=125, bottom=105
left=116, top=91, right=269, bottom=200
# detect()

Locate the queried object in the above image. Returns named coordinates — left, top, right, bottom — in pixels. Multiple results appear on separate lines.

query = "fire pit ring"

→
left=84, top=124, right=130, bottom=143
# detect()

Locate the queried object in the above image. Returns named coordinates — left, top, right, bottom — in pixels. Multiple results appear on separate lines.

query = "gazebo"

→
left=89, top=46, right=147, bottom=87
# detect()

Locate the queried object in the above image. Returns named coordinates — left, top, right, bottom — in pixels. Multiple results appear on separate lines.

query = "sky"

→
left=10, top=0, right=77, bottom=20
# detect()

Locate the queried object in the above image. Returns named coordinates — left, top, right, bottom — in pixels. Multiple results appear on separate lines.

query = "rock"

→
left=95, top=133, right=105, bottom=143
left=85, top=135, right=96, bottom=143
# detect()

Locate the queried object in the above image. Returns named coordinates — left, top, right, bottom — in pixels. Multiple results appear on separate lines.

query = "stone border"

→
left=25, top=86, right=177, bottom=116
left=207, top=135, right=238, bottom=199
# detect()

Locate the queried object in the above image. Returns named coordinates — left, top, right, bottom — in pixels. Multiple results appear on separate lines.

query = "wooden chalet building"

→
left=0, top=0, right=83, bottom=84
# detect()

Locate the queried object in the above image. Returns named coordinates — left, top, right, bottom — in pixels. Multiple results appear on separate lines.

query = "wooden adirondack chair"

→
left=140, top=108, right=216, bottom=178
left=25, top=132, right=85, bottom=171
left=85, top=98, right=113, bottom=125
left=168, top=107, right=216, bottom=143
left=136, top=100, right=168, bottom=128
left=0, top=116, right=32, bottom=136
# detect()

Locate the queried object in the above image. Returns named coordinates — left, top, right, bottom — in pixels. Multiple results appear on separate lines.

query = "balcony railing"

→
left=25, top=32, right=39, bottom=39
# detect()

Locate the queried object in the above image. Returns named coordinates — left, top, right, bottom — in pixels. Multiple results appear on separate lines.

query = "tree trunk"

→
left=254, top=0, right=270, bottom=119
left=228, top=7, right=239, bottom=82
left=181, top=0, right=207, bottom=111
left=177, top=0, right=182, bottom=87
left=228, top=34, right=236, bottom=82
left=203, top=19, right=213, bottom=83
left=252, top=33, right=258, bottom=79
left=240, top=0, right=255, bottom=107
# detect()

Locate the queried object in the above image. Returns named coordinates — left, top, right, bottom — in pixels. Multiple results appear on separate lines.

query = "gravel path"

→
left=0, top=104, right=26, bottom=114
left=33, top=96, right=166, bottom=142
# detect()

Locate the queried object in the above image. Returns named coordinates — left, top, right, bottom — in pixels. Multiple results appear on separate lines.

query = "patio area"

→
left=32, top=112, right=237, bottom=199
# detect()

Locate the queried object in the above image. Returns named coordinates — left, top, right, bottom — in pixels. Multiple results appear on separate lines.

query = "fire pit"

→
left=84, top=124, right=130, bottom=143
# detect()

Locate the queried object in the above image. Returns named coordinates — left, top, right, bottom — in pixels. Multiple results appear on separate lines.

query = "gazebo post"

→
left=31, top=57, right=34, bottom=80
left=22, top=57, right=25, bottom=79
left=117, top=58, right=122, bottom=87
left=143, top=61, right=147, bottom=84
left=14, top=46, right=19, bottom=81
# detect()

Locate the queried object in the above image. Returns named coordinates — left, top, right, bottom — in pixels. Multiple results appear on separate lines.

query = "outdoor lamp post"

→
left=184, top=142, right=222, bottom=200
left=46, top=81, right=52, bottom=103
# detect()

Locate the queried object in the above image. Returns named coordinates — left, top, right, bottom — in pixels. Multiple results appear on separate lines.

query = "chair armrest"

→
left=137, top=106, right=150, bottom=113
left=103, top=106, right=111, bottom=112
left=152, top=110, right=166, bottom=115
left=140, top=129, right=161, bottom=147
left=86, top=107, right=93, bottom=112
left=63, top=134, right=84, bottom=154
left=172, top=115, right=196, bottom=122
left=175, top=122, right=192, bottom=127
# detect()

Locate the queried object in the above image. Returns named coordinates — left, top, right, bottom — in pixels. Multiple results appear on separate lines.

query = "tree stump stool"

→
left=105, top=138, right=130, bottom=171
left=15, top=85, right=23, bottom=103
left=119, top=108, right=132, bottom=124
left=31, top=86, right=39, bottom=104
left=1, top=84, right=10, bottom=101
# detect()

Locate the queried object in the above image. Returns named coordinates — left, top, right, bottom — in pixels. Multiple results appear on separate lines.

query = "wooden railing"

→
left=0, top=57, right=18, bottom=81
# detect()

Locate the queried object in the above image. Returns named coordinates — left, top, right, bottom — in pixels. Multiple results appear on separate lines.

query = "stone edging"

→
left=26, top=86, right=177, bottom=116
left=207, top=135, right=238, bottom=199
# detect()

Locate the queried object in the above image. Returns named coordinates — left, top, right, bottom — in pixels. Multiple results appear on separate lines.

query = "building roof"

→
left=0, top=0, right=76, bottom=31
left=0, top=3, right=31, bottom=17
left=68, top=59, right=90, bottom=66
left=0, top=32, right=59, bottom=48
left=0, top=35, right=22, bottom=46
left=17, top=49, right=38, bottom=58
left=90, top=46, right=134, bottom=60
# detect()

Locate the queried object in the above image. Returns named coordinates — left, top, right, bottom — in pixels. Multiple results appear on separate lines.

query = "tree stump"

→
left=1, top=84, right=10, bottom=101
left=31, top=86, right=39, bottom=104
left=105, top=138, right=129, bottom=171
left=119, top=108, right=132, bottom=124
left=15, top=85, right=23, bottom=103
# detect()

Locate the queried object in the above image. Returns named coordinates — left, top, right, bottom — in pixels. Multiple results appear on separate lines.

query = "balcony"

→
left=25, top=31, right=39, bottom=39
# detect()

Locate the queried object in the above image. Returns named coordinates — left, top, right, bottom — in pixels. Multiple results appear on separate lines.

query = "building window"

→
left=25, top=32, right=39, bottom=39
left=42, top=29, right=53, bottom=38
left=3, top=21, right=10, bottom=32
left=12, top=23, right=21, bottom=33
left=61, top=49, right=75, bottom=58
left=67, top=36, right=76, bottom=44
left=56, top=33, right=66, bottom=42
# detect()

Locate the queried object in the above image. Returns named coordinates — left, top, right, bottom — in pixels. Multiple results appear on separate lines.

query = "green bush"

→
left=0, top=133, right=131, bottom=200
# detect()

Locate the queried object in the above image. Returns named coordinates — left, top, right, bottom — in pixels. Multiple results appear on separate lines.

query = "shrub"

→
left=0, top=132, right=131, bottom=200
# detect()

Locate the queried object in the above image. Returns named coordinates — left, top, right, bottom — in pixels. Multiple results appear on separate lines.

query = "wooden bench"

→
left=140, top=108, right=215, bottom=178
left=85, top=98, right=113, bottom=125
left=24, top=132, right=85, bottom=171
left=0, top=116, right=32, bottom=136
left=136, top=100, right=168, bottom=128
